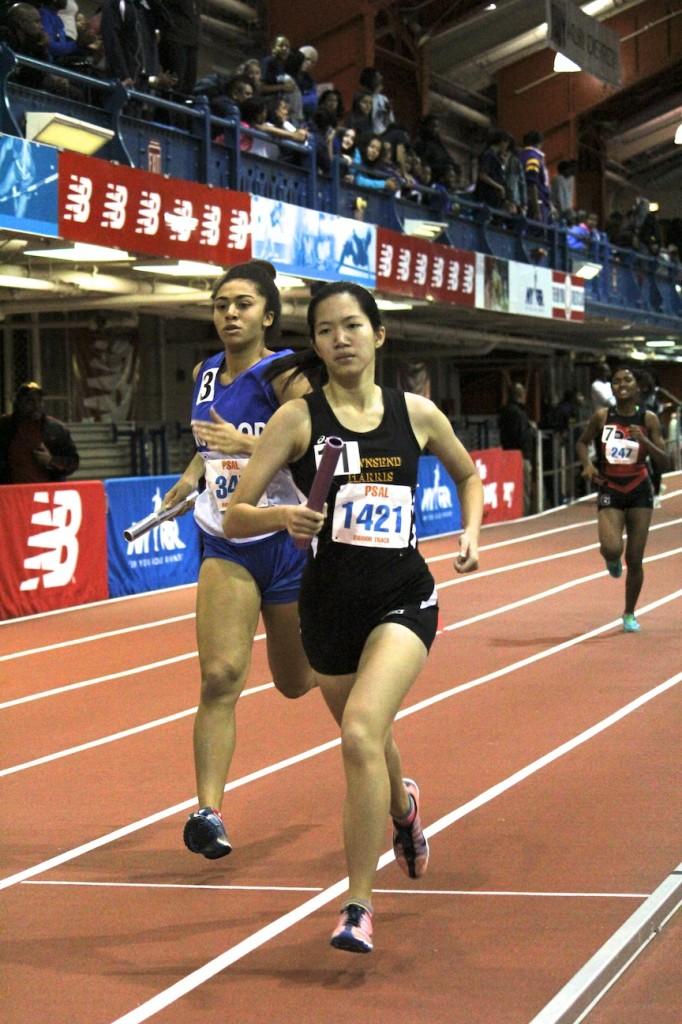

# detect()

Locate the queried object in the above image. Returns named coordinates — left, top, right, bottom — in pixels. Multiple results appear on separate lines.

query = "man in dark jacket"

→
left=499, top=382, right=535, bottom=514
left=0, top=382, right=79, bottom=484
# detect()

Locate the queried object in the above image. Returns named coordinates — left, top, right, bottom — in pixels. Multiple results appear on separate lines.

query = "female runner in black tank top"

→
left=576, top=366, right=668, bottom=632
left=224, top=282, right=483, bottom=954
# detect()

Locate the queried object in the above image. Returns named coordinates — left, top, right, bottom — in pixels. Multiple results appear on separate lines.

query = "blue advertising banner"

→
left=251, top=195, right=376, bottom=286
left=0, top=134, right=59, bottom=236
left=106, top=476, right=200, bottom=597
left=415, top=456, right=462, bottom=539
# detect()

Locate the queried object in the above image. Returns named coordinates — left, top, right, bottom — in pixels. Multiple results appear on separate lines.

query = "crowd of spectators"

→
left=1, top=9, right=679, bottom=264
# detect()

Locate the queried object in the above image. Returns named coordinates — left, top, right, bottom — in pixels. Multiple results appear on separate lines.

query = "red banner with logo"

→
left=58, top=151, right=252, bottom=264
left=0, top=482, right=108, bottom=620
left=551, top=271, right=585, bottom=321
left=471, top=447, right=523, bottom=523
left=376, top=228, right=476, bottom=306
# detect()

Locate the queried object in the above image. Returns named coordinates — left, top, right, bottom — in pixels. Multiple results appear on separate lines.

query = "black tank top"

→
left=291, top=386, right=434, bottom=606
left=599, top=405, right=649, bottom=492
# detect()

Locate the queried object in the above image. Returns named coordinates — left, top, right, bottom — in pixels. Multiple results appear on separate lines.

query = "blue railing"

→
left=1, top=44, right=680, bottom=329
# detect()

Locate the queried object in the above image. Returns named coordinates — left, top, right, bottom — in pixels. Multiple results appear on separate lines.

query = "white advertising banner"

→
left=547, top=0, right=622, bottom=87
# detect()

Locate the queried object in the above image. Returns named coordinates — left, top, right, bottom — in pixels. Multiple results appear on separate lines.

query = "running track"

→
left=1, top=476, right=681, bottom=1024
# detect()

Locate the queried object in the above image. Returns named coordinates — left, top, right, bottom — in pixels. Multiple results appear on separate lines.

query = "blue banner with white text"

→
left=106, top=476, right=200, bottom=597
left=0, top=133, right=59, bottom=236
left=415, top=455, right=462, bottom=539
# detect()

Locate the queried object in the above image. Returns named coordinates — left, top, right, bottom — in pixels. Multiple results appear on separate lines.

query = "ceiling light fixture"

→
left=25, top=112, right=114, bottom=155
left=403, top=219, right=448, bottom=240
left=645, top=339, right=676, bottom=348
left=132, top=260, right=221, bottom=276
left=275, top=274, right=306, bottom=289
left=553, top=52, right=581, bottom=72
left=572, top=260, right=602, bottom=280
left=675, top=124, right=682, bottom=145
left=376, top=298, right=414, bottom=311
left=24, top=243, right=133, bottom=262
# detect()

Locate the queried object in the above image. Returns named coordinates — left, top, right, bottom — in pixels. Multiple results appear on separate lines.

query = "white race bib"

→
left=602, top=425, right=639, bottom=465
left=332, top=483, right=412, bottom=548
left=205, top=457, right=267, bottom=512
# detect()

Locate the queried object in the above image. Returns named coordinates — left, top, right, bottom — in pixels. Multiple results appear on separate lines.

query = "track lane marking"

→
left=2, top=549, right=680, bottom=771
left=106, top=670, right=682, bottom=1024
left=1, top=588, right=679, bottom=892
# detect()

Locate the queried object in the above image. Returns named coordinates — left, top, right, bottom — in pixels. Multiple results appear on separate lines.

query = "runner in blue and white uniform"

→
left=224, top=282, right=483, bottom=954
left=161, top=260, right=314, bottom=860
left=576, top=365, right=668, bottom=633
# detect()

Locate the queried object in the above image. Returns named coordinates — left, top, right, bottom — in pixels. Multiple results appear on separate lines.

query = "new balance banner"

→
left=376, top=228, right=475, bottom=306
left=472, top=448, right=523, bottom=523
left=0, top=482, right=108, bottom=620
left=106, top=476, right=200, bottom=597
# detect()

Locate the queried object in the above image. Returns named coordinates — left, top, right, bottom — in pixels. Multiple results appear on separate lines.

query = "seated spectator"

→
left=550, top=159, right=577, bottom=220
left=57, top=0, right=78, bottom=40
left=520, top=130, right=551, bottom=222
left=333, top=125, right=361, bottom=180
left=100, top=0, right=176, bottom=92
left=195, top=73, right=253, bottom=126
left=38, top=0, right=84, bottom=64
left=473, top=131, right=510, bottom=209
left=346, top=91, right=374, bottom=137
left=358, top=66, right=394, bottom=135
left=239, top=97, right=280, bottom=158
left=239, top=58, right=262, bottom=94
left=414, top=114, right=454, bottom=182
left=265, top=97, right=309, bottom=147
left=2, top=3, right=73, bottom=92
left=503, top=135, right=527, bottom=216
left=352, top=133, right=400, bottom=192
left=155, top=0, right=200, bottom=98
left=315, top=88, right=344, bottom=132
left=566, top=210, right=591, bottom=252
left=432, top=161, right=464, bottom=216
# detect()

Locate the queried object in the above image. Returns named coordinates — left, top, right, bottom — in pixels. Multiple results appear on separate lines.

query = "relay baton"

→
left=295, top=436, right=344, bottom=550
left=123, top=490, right=199, bottom=542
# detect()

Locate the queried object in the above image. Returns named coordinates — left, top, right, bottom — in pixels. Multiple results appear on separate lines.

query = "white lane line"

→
left=1, top=589, right=679, bottom=893
left=441, top=547, right=682, bottom=632
left=436, top=520, right=682, bottom=590
left=3, top=550, right=680, bottom=775
left=528, top=863, right=682, bottom=1024
left=0, top=683, right=273, bottom=777
left=106, top=671, right=682, bottom=1024
left=3, top=520, right=680, bottom=706
left=0, top=614, right=196, bottom=663
left=0, top=582, right=195, bottom=627
left=20, top=879, right=649, bottom=899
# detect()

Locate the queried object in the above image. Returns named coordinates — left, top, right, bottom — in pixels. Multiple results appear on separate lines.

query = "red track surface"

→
left=2, top=478, right=681, bottom=1024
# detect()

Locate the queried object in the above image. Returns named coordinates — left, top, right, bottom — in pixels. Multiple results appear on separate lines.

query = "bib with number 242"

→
left=332, top=482, right=412, bottom=548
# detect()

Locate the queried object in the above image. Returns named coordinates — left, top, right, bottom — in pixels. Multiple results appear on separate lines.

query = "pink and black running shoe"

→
left=330, top=903, right=374, bottom=954
left=392, top=778, right=429, bottom=879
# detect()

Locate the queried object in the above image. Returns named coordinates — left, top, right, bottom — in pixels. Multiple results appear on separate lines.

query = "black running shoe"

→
left=183, top=807, right=232, bottom=859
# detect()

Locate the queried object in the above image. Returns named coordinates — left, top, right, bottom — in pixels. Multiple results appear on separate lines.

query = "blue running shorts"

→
left=201, top=530, right=306, bottom=604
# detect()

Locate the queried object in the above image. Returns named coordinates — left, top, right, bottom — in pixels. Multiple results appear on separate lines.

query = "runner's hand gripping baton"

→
left=123, top=490, right=199, bottom=542
left=295, top=437, right=344, bottom=550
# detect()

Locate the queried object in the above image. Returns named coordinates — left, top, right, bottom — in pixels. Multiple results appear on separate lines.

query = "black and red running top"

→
left=599, top=405, right=650, bottom=493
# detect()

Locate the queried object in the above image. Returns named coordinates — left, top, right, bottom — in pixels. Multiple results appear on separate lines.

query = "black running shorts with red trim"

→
left=597, top=477, right=654, bottom=511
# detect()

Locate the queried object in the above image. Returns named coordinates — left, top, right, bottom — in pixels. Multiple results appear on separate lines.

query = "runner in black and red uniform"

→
left=576, top=366, right=668, bottom=632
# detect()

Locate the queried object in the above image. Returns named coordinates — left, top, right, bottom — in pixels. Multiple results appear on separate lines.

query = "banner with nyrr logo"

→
left=106, top=476, right=200, bottom=597
left=415, top=456, right=462, bottom=539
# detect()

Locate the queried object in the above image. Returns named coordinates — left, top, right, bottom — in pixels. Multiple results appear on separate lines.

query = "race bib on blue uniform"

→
left=332, top=482, right=412, bottom=548
left=205, top=457, right=267, bottom=512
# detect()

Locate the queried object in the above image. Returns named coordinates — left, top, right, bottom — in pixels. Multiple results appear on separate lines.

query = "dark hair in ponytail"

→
left=211, top=260, right=281, bottom=342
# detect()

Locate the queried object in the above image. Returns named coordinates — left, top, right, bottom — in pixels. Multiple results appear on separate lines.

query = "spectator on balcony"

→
left=38, top=0, right=83, bottom=63
left=503, top=134, right=528, bottom=216
left=264, top=96, right=309, bottom=161
left=239, top=57, right=262, bottom=94
left=414, top=114, right=454, bottom=183
left=314, top=88, right=344, bottom=133
left=345, top=90, right=374, bottom=137
left=432, top=161, right=464, bottom=216
left=2, top=2, right=73, bottom=91
left=590, top=361, right=615, bottom=412
left=358, top=66, right=394, bottom=136
left=155, top=0, right=201, bottom=98
left=194, top=73, right=253, bottom=127
left=352, top=133, right=400, bottom=193
left=520, top=130, right=551, bottom=222
left=550, top=160, right=577, bottom=220
left=0, top=382, right=79, bottom=485
left=566, top=210, right=592, bottom=252
left=333, top=125, right=361, bottom=181
left=260, top=34, right=300, bottom=110
left=473, top=131, right=510, bottom=209
left=100, top=0, right=176, bottom=93
left=287, top=44, right=318, bottom=120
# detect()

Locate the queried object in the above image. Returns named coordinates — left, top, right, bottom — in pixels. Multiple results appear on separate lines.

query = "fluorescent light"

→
left=275, top=274, right=306, bottom=289
left=645, top=339, right=676, bottom=348
left=629, top=349, right=648, bottom=360
left=485, top=2, right=497, bottom=9
left=553, top=52, right=581, bottom=72
left=0, top=272, right=56, bottom=290
left=403, top=219, right=448, bottom=240
left=133, top=260, right=220, bottom=276
left=648, top=201, right=660, bottom=212
left=376, top=298, right=414, bottom=311
left=675, top=124, right=682, bottom=145
left=24, top=243, right=133, bottom=262
left=25, top=112, right=114, bottom=155
left=572, top=260, right=602, bottom=280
